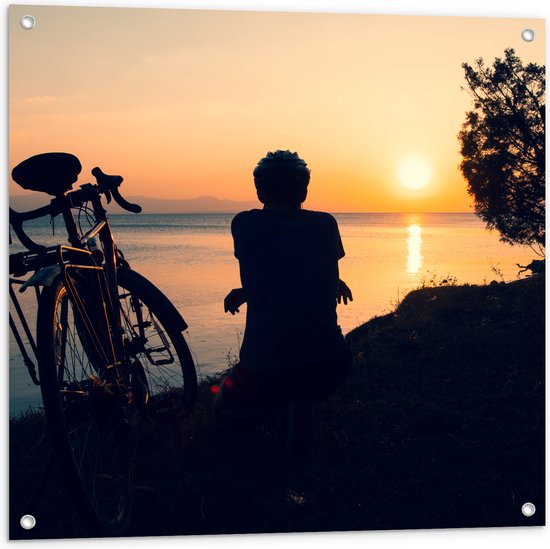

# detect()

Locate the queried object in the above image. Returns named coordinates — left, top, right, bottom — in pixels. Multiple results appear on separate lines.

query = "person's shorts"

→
left=214, top=348, right=352, bottom=412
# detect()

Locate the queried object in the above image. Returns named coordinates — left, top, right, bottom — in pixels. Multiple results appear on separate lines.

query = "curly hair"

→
left=253, top=150, right=311, bottom=205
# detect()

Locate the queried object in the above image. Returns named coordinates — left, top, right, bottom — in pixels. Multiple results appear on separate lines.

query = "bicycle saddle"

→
left=12, top=152, right=82, bottom=196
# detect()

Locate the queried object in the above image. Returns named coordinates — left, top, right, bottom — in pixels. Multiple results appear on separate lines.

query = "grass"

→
left=9, top=274, right=545, bottom=539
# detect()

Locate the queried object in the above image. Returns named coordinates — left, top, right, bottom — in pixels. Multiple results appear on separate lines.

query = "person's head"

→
left=253, top=150, right=310, bottom=207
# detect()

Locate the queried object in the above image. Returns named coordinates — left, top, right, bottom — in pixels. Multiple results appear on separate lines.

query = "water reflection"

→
left=407, top=223, right=423, bottom=274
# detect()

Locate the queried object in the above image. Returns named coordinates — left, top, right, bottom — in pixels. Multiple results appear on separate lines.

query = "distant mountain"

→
left=9, top=193, right=260, bottom=214
left=124, top=195, right=260, bottom=214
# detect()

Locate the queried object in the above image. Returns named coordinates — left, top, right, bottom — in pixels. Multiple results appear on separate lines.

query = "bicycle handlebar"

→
left=9, top=207, right=48, bottom=251
left=10, top=165, right=142, bottom=251
left=91, top=167, right=142, bottom=213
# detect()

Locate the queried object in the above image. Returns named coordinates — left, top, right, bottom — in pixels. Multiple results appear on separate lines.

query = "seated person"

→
left=214, top=150, right=352, bottom=428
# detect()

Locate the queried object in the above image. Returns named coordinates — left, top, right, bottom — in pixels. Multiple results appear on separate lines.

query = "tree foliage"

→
left=458, top=49, right=545, bottom=250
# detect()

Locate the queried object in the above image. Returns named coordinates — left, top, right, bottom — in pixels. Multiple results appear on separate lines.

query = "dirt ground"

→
left=9, top=275, right=545, bottom=539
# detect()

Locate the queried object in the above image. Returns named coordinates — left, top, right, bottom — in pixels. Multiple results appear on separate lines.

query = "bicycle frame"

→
left=71, top=191, right=125, bottom=367
left=9, top=186, right=128, bottom=387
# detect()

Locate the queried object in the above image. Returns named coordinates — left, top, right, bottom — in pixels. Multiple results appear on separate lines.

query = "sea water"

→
left=8, top=212, right=536, bottom=415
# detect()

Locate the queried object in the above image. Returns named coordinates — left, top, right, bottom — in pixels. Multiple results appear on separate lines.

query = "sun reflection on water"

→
left=407, top=223, right=423, bottom=274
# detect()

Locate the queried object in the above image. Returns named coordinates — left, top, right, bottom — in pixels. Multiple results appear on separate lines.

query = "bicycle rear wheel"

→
left=117, top=268, right=197, bottom=417
left=37, top=276, right=137, bottom=536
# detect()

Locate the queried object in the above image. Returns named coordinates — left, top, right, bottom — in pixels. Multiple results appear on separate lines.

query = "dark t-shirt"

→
left=231, top=208, right=347, bottom=370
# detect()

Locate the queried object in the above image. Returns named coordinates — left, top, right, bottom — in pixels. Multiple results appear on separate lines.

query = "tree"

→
left=458, top=48, right=545, bottom=252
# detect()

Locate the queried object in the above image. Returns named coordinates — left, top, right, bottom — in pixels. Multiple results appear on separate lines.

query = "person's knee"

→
left=213, top=382, right=267, bottom=429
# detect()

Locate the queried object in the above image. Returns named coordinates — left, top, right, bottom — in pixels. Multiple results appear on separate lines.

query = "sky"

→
left=8, top=5, right=545, bottom=212
left=2, top=4, right=550, bottom=549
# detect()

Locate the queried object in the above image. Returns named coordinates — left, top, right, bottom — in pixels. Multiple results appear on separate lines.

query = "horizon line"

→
left=107, top=210, right=474, bottom=215
left=8, top=193, right=474, bottom=215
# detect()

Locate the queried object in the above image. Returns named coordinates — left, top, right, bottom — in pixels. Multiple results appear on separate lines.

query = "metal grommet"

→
left=20, top=15, right=36, bottom=30
left=521, top=29, right=535, bottom=42
left=521, top=502, right=536, bottom=517
left=20, top=514, right=36, bottom=529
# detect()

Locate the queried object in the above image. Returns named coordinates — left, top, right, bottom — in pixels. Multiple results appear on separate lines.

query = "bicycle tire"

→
left=116, top=267, right=198, bottom=417
left=37, top=276, right=137, bottom=536
left=36, top=269, right=197, bottom=536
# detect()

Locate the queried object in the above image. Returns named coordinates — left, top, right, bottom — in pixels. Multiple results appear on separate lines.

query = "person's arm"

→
left=225, top=213, right=248, bottom=315
left=327, top=216, right=351, bottom=305
left=224, top=287, right=247, bottom=315
left=336, top=278, right=353, bottom=305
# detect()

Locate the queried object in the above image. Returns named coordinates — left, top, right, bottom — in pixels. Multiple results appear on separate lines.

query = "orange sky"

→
left=9, top=6, right=545, bottom=212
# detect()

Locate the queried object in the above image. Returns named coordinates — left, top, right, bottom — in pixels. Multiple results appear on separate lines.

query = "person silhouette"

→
left=214, top=150, right=352, bottom=433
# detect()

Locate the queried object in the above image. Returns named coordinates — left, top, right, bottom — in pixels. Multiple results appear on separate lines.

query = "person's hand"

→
left=224, top=288, right=247, bottom=315
left=337, top=279, right=353, bottom=305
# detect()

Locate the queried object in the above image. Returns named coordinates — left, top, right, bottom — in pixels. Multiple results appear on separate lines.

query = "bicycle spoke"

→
left=115, top=269, right=197, bottom=419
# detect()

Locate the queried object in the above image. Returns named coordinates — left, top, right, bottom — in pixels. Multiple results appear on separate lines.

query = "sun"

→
left=397, top=155, right=433, bottom=191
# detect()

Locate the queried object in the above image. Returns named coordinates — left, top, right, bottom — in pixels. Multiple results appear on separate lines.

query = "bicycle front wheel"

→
left=37, top=276, right=137, bottom=536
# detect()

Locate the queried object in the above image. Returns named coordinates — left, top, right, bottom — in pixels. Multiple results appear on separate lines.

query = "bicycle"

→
left=9, top=152, right=198, bottom=536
